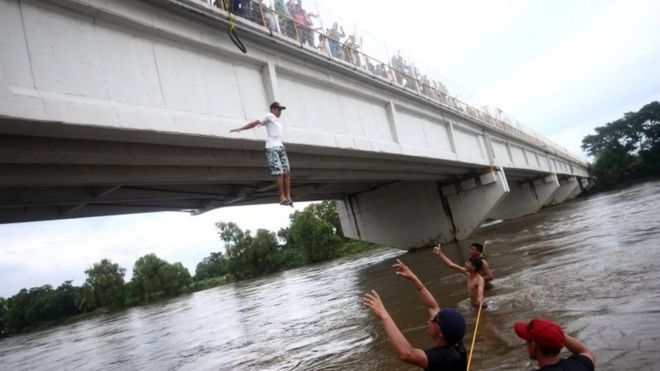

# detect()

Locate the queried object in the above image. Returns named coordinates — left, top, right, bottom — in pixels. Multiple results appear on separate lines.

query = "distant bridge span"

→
left=0, top=0, right=592, bottom=248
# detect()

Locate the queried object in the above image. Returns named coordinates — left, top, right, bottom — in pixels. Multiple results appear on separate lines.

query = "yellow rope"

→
left=466, top=299, right=483, bottom=371
left=466, top=240, right=492, bottom=370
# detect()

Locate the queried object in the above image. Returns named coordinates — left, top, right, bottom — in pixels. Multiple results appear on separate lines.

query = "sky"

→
left=1, top=0, right=660, bottom=297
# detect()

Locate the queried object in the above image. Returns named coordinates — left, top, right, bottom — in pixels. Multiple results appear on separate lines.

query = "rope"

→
left=467, top=239, right=490, bottom=370
left=466, top=304, right=483, bottom=371
left=222, top=0, right=247, bottom=53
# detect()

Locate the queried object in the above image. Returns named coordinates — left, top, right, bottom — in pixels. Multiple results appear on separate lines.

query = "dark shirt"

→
left=535, top=354, right=594, bottom=371
left=424, top=345, right=467, bottom=371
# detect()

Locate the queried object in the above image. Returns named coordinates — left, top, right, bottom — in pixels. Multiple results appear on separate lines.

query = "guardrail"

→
left=199, top=0, right=586, bottom=167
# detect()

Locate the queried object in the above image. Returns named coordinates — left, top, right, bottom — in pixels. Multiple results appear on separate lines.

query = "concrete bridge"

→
left=0, top=0, right=592, bottom=248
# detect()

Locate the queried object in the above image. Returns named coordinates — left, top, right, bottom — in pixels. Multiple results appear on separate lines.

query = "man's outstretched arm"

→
left=433, top=244, right=468, bottom=276
left=393, top=259, right=439, bottom=317
left=363, top=290, right=429, bottom=368
left=230, top=119, right=261, bottom=132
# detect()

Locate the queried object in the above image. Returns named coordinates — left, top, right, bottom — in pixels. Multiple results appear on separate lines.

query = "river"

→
left=1, top=180, right=659, bottom=370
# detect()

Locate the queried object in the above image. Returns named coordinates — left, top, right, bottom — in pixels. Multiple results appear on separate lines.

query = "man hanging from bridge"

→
left=230, top=101, right=293, bottom=207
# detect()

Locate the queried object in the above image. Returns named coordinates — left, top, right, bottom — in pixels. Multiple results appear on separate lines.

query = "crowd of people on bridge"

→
left=202, top=0, right=450, bottom=99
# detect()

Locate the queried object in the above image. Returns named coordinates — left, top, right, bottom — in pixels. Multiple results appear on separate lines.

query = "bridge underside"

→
left=0, top=117, right=482, bottom=224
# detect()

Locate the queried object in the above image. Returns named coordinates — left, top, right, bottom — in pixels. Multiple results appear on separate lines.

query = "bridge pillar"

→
left=546, top=176, right=580, bottom=205
left=337, top=170, right=509, bottom=249
left=489, top=173, right=559, bottom=220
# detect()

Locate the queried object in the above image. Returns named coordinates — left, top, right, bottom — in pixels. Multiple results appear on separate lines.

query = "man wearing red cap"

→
left=363, top=259, right=467, bottom=370
left=514, top=318, right=595, bottom=370
left=230, top=102, right=293, bottom=206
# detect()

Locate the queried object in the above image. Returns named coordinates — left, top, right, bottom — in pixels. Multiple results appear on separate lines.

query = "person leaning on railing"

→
left=326, top=22, right=346, bottom=58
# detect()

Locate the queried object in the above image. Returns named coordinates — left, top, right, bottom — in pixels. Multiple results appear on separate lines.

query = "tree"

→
left=306, top=200, right=344, bottom=237
left=84, top=259, right=126, bottom=308
left=130, top=254, right=169, bottom=301
left=281, top=208, right=343, bottom=263
left=217, top=222, right=255, bottom=279
left=194, top=252, right=228, bottom=281
left=159, top=262, right=192, bottom=296
left=130, top=254, right=191, bottom=302
left=53, top=280, right=84, bottom=319
left=5, top=285, right=59, bottom=333
left=0, top=297, right=7, bottom=337
left=582, top=101, right=660, bottom=188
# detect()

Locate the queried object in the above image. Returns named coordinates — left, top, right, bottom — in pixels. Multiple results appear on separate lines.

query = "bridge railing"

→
left=201, top=0, right=585, bottom=166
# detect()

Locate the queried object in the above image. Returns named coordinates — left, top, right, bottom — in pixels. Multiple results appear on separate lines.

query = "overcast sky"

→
left=1, top=0, right=659, bottom=297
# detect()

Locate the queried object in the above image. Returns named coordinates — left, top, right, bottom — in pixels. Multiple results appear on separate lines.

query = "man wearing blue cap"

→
left=363, top=258, right=467, bottom=370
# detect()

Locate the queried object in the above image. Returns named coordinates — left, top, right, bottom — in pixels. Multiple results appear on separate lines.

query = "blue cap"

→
left=435, top=309, right=466, bottom=345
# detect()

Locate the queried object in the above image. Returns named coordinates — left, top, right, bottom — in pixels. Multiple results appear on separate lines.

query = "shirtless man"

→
left=434, top=242, right=493, bottom=288
left=467, top=242, right=493, bottom=283
left=434, top=245, right=486, bottom=308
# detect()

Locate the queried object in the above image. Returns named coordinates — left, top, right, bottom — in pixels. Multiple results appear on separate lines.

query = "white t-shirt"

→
left=259, top=112, right=284, bottom=148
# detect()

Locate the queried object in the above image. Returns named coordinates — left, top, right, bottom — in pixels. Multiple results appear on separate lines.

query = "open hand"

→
left=363, top=290, right=388, bottom=319
left=393, top=258, right=414, bottom=280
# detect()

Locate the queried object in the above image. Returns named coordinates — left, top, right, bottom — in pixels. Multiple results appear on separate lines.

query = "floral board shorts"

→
left=265, top=146, right=290, bottom=176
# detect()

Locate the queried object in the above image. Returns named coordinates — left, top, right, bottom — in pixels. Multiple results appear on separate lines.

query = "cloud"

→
left=476, top=0, right=660, bottom=132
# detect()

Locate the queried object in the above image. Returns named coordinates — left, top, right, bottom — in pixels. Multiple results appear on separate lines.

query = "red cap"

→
left=514, top=318, right=566, bottom=350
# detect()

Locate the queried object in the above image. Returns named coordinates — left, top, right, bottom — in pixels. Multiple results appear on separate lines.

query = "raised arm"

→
left=564, top=334, right=596, bottom=365
left=363, top=290, right=429, bottom=369
left=432, top=244, right=468, bottom=276
left=230, top=119, right=261, bottom=133
left=393, top=259, right=439, bottom=317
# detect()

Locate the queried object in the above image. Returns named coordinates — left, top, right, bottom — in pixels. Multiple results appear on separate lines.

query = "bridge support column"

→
left=546, top=176, right=580, bottom=205
left=489, top=173, right=559, bottom=220
left=442, top=170, right=509, bottom=240
left=337, top=170, right=509, bottom=249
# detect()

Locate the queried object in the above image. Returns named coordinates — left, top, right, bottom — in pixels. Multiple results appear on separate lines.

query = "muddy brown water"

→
left=1, top=180, right=659, bottom=370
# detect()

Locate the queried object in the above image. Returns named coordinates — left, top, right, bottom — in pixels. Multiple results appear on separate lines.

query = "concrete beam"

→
left=489, top=173, right=559, bottom=220
left=337, top=170, right=509, bottom=249
left=443, top=170, right=509, bottom=240
left=546, top=176, right=580, bottom=205
left=338, top=181, right=454, bottom=249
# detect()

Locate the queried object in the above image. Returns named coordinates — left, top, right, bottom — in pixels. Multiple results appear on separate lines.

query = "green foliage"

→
left=217, top=222, right=281, bottom=279
left=306, top=200, right=344, bottom=237
left=3, top=282, right=85, bottom=334
left=194, top=252, right=228, bottom=281
left=281, top=209, right=342, bottom=263
left=0, top=297, right=7, bottom=337
left=188, top=275, right=231, bottom=292
left=582, top=101, right=660, bottom=188
left=84, top=259, right=126, bottom=309
left=129, top=254, right=191, bottom=302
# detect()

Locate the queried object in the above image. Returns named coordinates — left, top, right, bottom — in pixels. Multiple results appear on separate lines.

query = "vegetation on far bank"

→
left=0, top=201, right=378, bottom=337
left=582, top=101, right=659, bottom=190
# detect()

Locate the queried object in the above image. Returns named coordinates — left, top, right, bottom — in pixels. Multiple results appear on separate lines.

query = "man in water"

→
left=434, top=242, right=493, bottom=286
left=230, top=102, right=293, bottom=206
left=363, top=259, right=467, bottom=370
left=434, top=246, right=486, bottom=309
left=513, top=318, right=595, bottom=370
